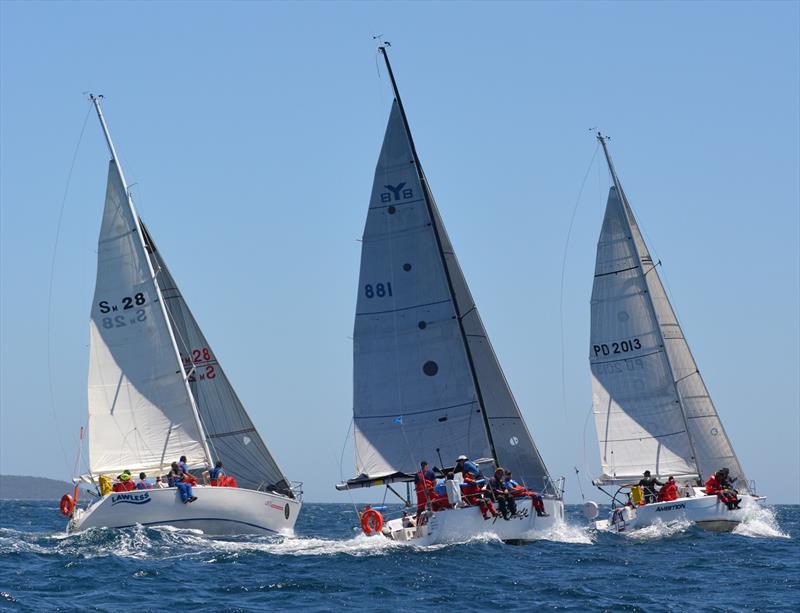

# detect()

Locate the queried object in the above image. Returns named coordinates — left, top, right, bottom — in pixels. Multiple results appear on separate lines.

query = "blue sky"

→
left=1, top=1, right=798, bottom=504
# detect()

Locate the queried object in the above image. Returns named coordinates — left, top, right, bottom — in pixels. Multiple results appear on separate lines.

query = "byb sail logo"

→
left=380, top=183, right=413, bottom=203
left=111, top=492, right=152, bottom=506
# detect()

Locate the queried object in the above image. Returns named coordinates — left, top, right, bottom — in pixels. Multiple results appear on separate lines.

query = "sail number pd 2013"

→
left=593, top=338, right=642, bottom=357
left=97, top=293, right=148, bottom=329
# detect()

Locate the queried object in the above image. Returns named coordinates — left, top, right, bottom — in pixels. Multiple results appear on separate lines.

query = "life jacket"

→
left=657, top=482, right=678, bottom=502
left=219, top=475, right=238, bottom=488
left=414, top=471, right=433, bottom=493
left=112, top=482, right=125, bottom=493
left=705, top=475, right=721, bottom=495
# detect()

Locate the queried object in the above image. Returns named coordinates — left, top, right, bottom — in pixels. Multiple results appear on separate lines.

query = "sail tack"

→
left=590, top=146, right=747, bottom=490
left=353, top=96, right=552, bottom=491
left=140, top=223, right=292, bottom=495
left=87, top=162, right=209, bottom=475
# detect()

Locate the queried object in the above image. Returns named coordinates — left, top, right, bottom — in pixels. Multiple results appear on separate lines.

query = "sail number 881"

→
left=364, top=282, right=393, bottom=299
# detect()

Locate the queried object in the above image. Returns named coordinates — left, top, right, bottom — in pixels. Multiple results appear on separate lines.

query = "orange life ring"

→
left=60, top=493, right=75, bottom=517
left=360, top=508, right=384, bottom=536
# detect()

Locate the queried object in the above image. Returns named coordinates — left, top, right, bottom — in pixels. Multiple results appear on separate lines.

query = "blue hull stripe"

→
left=114, top=517, right=279, bottom=533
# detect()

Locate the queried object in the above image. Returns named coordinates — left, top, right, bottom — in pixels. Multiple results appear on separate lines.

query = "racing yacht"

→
left=61, top=95, right=301, bottom=535
left=584, top=133, right=764, bottom=532
left=336, top=47, right=564, bottom=545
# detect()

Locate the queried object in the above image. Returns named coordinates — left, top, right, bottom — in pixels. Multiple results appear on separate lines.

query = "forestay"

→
left=590, top=142, right=747, bottom=490
left=140, top=222, right=293, bottom=495
left=353, top=99, right=552, bottom=491
left=87, top=162, right=209, bottom=475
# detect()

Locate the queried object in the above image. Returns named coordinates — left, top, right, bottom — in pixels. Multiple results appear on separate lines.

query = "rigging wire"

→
left=338, top=418, right=361, bottom=521
left=558, top=142, right=600, bottom=420
left=46, top=103, right=93, bottom=475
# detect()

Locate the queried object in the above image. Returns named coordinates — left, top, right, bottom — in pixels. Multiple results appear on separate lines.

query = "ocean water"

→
left=0, top=501, right=796, bottom=612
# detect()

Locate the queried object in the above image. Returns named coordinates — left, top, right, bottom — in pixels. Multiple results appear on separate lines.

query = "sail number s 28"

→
left=593, top=338, right=642, bottom=356
left=98, top=293, right=147, bottom=313
left=364, top=282, right=393, bottom=299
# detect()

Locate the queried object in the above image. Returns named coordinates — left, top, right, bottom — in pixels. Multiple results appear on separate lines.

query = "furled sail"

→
left=353, top=83, right=552, bottom=491
left=87, top=161, right=209, bottom=475
left=140, top=222, right=292, bottom=495
left=590, top=137, right=747, bottom=490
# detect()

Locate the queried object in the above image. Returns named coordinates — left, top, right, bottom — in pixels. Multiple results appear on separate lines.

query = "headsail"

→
left=140, top=222, right=293, bottom=495
left=351, top=48, right=553, bottom=491
left=87, top=159, right=209, bottom=475
left=590, top=135, right=747, bottom=490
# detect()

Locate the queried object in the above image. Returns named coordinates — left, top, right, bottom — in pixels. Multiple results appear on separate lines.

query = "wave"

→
left=732, top=502, right=789, bottom=539
left=532, top=519, right=595, bottom=544
left=622, top=517, right=694, bottom=541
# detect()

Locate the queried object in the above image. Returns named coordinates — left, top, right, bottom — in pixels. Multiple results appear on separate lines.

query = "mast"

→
left=89, top=94, right=214, bottom=469
left=377, top=47, right=499, bottom=464
left=596, top=132, right=703, bottom=481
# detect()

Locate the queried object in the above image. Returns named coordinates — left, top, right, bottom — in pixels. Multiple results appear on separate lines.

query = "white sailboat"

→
left=336, top=47, right=564, bottom=545
left=63, top=95, right=301, bottom=536
left=585, top=133, right=764, bottom=532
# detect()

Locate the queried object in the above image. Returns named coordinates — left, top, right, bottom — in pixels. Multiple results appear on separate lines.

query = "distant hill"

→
left=0, top=475, right=72, bottom=500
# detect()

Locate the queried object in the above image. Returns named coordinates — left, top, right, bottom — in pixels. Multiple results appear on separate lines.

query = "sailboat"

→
left=335, top=47, right=564, bottom=545
left=585, top=133, right=764, bottom=532
left=62, top=95, right=301, bottom=535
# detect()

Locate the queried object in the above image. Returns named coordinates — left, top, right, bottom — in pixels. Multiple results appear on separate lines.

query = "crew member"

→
left=414, top=461, right=435, bottom=522
left=656, top=476, right=679, bottom=502
left=114, top=470, right=136, bottom=492
left=489, top=467, right=517, bottom=520
left=460, top=473, right=497, bottom=520
left=136, top=472, right=152, bottom=490
left=169, top=462, right=197, bottom=504
left=505, top=470, right=548, bottom=517
left=204, top=461, right=226, bottom=486
left=454, top=455, right=481, bottom=479
left=706, top=470, right=740, bottom=509
left=637, top=470, right=664, bottom=504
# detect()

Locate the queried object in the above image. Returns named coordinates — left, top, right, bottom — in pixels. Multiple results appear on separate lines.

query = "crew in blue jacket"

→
left=454, top=455, right=481, bottom=479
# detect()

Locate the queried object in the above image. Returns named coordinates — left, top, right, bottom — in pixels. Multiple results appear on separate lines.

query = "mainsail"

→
left=351, top=48, right=552, bottom=491
left=87, top=158, right=209, bottom=475
left=140, top=222, right=292, bottom=495
left=590, top=134, right=747, bottom=491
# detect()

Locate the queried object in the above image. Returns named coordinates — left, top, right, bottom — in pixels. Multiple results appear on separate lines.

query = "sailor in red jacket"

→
left=505, top=470, right=549, bottom=517
left=705, top=469, right=740, bottom=509
left=656, top=476, right=679, bottom=502
left=704, top=473, right=722, bottom=495
left=414, top=461, right=435, bottom=521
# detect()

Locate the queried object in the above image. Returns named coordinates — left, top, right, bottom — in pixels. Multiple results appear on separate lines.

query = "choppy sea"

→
left=0, top=501, right=796, bottom=611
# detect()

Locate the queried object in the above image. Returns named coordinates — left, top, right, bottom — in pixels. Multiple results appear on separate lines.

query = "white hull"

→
left=68, top=486, right=301, bottom=536
left=381, top=497, right=565, bottom=545
left=595, top=493, right=765, bottom=533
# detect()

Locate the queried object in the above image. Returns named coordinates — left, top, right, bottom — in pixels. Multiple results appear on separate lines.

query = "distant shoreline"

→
left=0, top=475, right=72, bottom=501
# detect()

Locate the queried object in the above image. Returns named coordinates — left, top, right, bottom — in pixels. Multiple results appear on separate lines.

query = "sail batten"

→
left=590, top=137, right=748, bottom=491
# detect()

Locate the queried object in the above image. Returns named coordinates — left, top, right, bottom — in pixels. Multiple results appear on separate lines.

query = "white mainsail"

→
left=87, top=161, right=210, bottom=475
left=590, top=135, right=747, bottom=490
left=140, top=222, right=293, bottom=495
left=352, top=49, right=553, bottom=491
